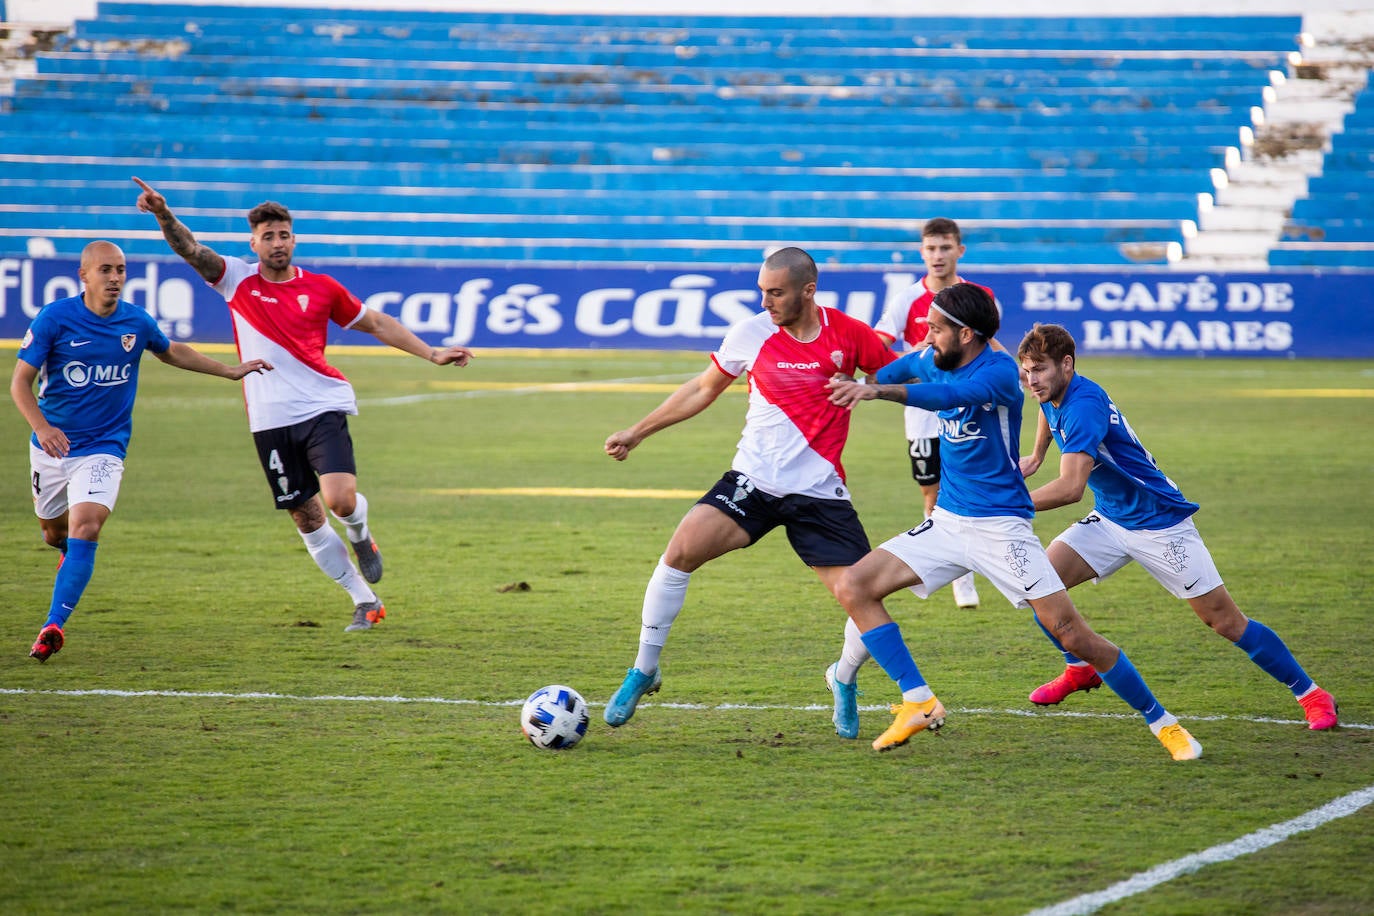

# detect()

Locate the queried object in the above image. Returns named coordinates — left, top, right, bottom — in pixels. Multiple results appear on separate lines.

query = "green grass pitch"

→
left=1, top=345, right=1371, bottom=914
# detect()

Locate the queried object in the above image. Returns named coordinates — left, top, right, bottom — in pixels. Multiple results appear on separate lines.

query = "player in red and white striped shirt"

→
left=135, top=179, right=473, bottom=633
left=601, top=247, right=898, bottom=728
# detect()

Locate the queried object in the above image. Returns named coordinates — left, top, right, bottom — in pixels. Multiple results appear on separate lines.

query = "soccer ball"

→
left=520, top=684, right=590, bottom=750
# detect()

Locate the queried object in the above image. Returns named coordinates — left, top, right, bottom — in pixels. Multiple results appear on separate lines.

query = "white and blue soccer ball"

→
left=520, top=684, right=590, bottom=750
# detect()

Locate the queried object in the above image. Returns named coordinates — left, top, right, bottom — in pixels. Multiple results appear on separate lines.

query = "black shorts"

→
left=908, top=436, right=941, bottom=487
left=252, top=411, right=357, bottom=510
left=697, top=470, right=871, bottom=567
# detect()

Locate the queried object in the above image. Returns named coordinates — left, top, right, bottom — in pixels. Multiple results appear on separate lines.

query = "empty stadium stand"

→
left=0, top=4, right=1306, bottom=268
left=1273, top=77, right=1374, bottom=268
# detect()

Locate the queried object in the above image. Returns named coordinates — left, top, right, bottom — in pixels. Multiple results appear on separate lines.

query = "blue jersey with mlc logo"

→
left=1042, top=373, right=1199, bottom=530
left=876, top=345, right=1033, bottom=518
left=16, top=295, right=170, bottom=459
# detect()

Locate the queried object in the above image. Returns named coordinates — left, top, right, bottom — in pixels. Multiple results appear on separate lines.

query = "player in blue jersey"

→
left=10, top=241, right=271, bottom=662
left=1016, top=323, right=1338, bottom=730
left=825, top=284, right=1202, bottom=760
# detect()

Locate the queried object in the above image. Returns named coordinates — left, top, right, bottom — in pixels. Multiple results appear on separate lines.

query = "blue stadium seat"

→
left=1269, top=74, right=1374, bottom=268
left=0, top=5, right=1303, bottom=268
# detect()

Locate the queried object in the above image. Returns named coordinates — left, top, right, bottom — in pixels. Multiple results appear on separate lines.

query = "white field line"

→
left=0, top=687, right=1369, bottom=733
left=1024, top=783, right=1374, bottom=916
left=5, top=685, right=1369, bottom=914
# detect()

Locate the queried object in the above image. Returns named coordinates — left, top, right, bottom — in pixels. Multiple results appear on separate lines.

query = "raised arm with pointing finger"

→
left=133, top=176, right=225, bottom=283
left=133, top=176, right=472, bottom=632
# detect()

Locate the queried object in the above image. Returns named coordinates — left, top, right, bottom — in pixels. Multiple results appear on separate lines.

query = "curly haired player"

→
left=1016, top=322, right=1337, bottom=730
left=135, top=177, right=472, bottom=632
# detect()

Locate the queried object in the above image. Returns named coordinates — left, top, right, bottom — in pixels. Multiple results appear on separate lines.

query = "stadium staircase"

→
left=1266, top=11, right=1374, bottom=270
left=0, top=4, right=1322, bottom=269
left=1177, top=9, right=1374, bottom=271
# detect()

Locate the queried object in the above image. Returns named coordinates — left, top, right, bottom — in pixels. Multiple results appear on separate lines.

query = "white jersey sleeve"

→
left=873, top=281, right=923, bottom=347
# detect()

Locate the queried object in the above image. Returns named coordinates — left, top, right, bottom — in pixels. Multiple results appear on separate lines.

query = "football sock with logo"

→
left=1033, top=613, right=1086, bottom=667
left=859, top=621, right=934, bottom=702
left=833, top=616, right=870, bottom=684
left=47, top=537, right=96, bottom=628
left=1234, top=618, right=1314, bottom=696
left=333, top=492, right=371, bottom=544
left=633, top=559, right=691, bottom=674
left=299, top=524, right=376, bottom=605
left=1098, top=650, right=1167, bottom=726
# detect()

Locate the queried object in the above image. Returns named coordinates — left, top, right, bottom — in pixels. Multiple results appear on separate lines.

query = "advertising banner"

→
left=1, top=256, right=1370, bottom=358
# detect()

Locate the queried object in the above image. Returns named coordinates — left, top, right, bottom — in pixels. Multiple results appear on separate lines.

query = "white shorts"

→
left=877, top=506, right=1066, bottom=609
left=1053, top=512, right=1224, bottom=600
left=29, top=446, right=124, bottom=519
left=902, top=404, right=940, bottom=441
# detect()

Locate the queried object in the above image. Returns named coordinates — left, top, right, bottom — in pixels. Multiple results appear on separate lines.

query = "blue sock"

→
left=859, top=621, right=927, bottom=693
left=47, top=537, right=97, bottom=628
left=1098, top=651, right=1166, bottom=725
left=1235, top=619, right=1313, bottom=696
left=1034, top=613, right=1084, bottom=666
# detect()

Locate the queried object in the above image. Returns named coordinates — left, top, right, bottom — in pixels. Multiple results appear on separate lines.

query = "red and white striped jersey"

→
left=212, top=256, right=366, bottom=432
left=874, top=276, right=997, bottom=441
left=711, top=307, right=894, bottom=500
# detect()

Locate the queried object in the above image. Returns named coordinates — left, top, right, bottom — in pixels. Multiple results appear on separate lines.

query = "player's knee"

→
left=1057, top=630, right=1091, bottom=656
left=67, top=520, right=104, bottom=541
left=660, top=545, right=706, bottom=574
left=1037, top=605, right=1093, bottom=656
left=1193, top=591, right=1246, bottom=641
left=327, top=495, right=356, bottom=518
left=832, top=567, right=873, bottom=612
left=318, top=483, right=356, bottom=519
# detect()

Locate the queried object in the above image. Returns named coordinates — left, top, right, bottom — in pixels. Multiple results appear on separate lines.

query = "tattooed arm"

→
left=132, top=176, right=226, bottom=284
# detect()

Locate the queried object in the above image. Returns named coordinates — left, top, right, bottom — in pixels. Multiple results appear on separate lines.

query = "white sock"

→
left=333, top=492, right=371, bottom=544
left=1148, top=713, right=1180, bottom=737
left=299, top=524, right=376, bottom=605
left=632, top=559, right=691, bottom=674
left=901, top=685, right=936, bottom=704
left=833, top=617, right=870, bottom=684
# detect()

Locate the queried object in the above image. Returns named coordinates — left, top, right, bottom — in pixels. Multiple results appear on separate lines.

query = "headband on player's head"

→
left=931, top=284, right=999, bottom=340
left=929, top=302, right=966, bottom=328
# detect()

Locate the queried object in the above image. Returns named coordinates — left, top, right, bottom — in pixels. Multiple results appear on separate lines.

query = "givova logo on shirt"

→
left=62, top=361, right=132, bottom=389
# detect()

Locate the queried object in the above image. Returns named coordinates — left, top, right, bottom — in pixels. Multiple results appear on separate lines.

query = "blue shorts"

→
left=697, top=470, right=871, bottom=567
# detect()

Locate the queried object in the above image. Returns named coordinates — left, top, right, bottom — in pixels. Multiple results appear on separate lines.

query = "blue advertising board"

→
left=1, top=256, right=1370, bottom=358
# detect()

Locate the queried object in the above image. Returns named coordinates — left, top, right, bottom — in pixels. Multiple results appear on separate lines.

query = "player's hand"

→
left=429, top=345, right=473, bottom=366
left=34, top=424, right=69, bottom=458
left=826, top=377, right=877, bottom=409
left=1018, top=454, right=1042, bottom=478
left=228, top=359, right=273, bottom=380
left=132, top=176, right=169, bottom=216
left=604, top=430, right=639, bottom=461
